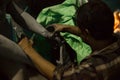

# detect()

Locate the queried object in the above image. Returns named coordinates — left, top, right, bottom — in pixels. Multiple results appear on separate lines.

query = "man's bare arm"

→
left=18, top=37, right=55, bottom=80
left=49, top=24, right=81, bottom=36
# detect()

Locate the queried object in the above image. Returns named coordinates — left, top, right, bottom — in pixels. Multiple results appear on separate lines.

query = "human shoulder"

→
left=53, top=41, right=120, bottom=80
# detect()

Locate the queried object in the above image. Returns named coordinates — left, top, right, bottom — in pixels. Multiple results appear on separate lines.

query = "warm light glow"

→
left=114, top=10, right=120, bottom=33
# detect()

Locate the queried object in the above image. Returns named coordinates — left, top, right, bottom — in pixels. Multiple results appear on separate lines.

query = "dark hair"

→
left=76, top=1, right=114, bottom=40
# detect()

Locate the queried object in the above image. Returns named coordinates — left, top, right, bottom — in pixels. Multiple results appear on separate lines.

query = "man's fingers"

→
left=29, top=39, right=33, bottom=45
left=18, top=37, right=27, bottom=45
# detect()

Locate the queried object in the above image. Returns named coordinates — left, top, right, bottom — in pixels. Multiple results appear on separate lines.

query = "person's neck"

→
left=88, top=38, right=115, bottom=52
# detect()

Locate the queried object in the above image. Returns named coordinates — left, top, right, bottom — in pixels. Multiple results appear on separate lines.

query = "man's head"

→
left=76, top=1, right=114, bottom=40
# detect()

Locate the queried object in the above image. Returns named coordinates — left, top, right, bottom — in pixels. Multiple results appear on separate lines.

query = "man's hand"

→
left=18, top=37, right=33, bottom=50
left=48, top=24, right=81, bottom=36
left=48, top=24, right=69, bottom=32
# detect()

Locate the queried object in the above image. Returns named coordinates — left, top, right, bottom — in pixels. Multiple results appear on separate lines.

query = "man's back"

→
left=53, top=41, right=120, bottom=80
